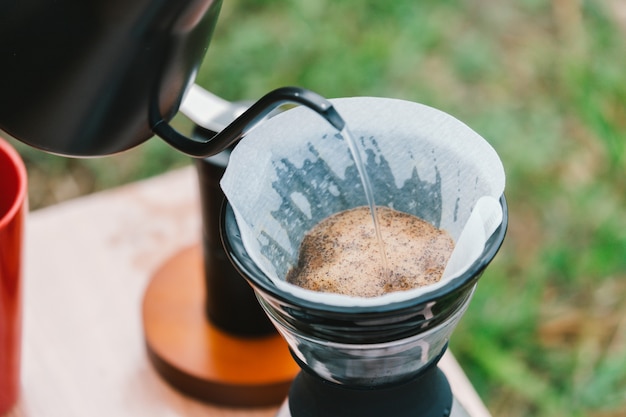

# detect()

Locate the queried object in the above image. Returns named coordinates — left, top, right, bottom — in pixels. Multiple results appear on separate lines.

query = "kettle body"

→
left=0, top=0, right=222, bottom=156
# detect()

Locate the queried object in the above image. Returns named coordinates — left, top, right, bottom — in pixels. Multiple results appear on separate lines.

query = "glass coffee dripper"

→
left=219, top=96, right=508, bottom=417
left=222, top=198, right=507, bottom=416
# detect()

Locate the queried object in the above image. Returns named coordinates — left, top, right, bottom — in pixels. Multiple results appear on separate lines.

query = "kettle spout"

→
left=151, top=86, right=346, bottom=158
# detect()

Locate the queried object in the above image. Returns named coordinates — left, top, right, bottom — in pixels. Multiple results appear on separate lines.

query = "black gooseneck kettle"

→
left=0, top=0, right=348, bottom=409
left=0, top=0, right=344, bottom=157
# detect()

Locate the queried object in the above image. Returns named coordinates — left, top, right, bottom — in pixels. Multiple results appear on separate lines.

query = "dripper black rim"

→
left=221, top=195, right=508, bottom=315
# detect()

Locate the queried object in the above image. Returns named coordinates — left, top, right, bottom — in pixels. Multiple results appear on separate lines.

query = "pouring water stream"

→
left=339, top=126, right=390, bottom=277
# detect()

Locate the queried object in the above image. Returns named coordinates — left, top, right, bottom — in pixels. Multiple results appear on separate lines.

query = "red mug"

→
left=0, top=137, right=27, bottom=414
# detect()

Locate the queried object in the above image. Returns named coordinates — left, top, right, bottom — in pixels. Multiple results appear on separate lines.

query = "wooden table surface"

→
left=6, top=166, right=492, bottom=417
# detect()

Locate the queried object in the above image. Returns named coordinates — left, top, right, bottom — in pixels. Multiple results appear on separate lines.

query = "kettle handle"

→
left=151, top=86, right=346, bottom=158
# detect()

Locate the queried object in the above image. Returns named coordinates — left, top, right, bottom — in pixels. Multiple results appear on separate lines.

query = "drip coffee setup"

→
left=1, top=1, right=507, bottom=416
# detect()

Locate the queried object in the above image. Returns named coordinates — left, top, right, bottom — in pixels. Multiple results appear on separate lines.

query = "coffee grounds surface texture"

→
left=286, top=206, right=454, bottom=297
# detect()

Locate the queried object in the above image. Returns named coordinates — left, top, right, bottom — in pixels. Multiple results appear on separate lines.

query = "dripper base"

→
left=286, top=358, right=452, bottom=417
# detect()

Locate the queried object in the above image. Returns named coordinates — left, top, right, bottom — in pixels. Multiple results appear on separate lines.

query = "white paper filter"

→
left=221, top=97, right=505, bottom=307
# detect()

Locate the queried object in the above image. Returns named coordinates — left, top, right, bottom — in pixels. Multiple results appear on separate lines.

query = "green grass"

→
left=8, top=0, right=626, bottom=415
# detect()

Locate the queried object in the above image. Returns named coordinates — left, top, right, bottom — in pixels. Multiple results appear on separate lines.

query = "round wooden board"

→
left=142, top=244, right=299, bottom=406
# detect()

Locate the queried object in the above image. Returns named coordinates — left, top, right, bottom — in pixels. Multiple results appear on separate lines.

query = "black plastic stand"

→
left=141, top=127, right=299, bottom=406
left=288, top=357, right=452, bottom=417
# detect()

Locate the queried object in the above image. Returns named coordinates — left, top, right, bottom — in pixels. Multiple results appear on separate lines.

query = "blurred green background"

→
left=8, top=0, right=626, bottom=416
